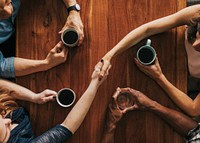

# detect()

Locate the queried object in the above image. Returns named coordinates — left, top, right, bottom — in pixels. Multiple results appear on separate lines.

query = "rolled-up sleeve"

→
left=0, top=51, right=15, bottom=78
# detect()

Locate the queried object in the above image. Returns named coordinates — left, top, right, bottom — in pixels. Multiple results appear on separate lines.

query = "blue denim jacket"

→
left=0, top=0, right=21, bottom=44
left=0, top=0, right=20, bottom=78
left=0, top=51, right=15, bottom=78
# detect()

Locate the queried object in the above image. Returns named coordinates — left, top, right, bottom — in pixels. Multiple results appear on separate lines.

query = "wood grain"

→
left=16, top=0, right=186, bottom=142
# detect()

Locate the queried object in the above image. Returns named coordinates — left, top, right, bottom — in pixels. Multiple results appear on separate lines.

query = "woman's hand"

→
left=91, top=60, right=111, bottom=87
left=134, top=57, right=163, bottom=81
left=34, top=89, right=57, bottom=104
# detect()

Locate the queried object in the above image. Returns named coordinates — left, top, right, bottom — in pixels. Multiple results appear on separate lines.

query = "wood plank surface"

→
left=16, top=0, right=186, bottom=142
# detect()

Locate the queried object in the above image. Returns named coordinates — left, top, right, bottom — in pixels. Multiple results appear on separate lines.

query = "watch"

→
left=67, top=4, right=80, bottom=13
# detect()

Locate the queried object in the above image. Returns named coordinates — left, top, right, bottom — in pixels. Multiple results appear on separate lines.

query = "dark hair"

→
left=187, top=22, right=200, bottom=43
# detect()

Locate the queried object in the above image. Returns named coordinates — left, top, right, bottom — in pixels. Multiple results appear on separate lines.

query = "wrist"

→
left=89, top=79, right=99, bottom=89
left=154, top=74, right=165, bottom=82
left=155, top=74, right=166, bottom=85
left=43, top=59, right=53, bottom=71
left=103, top=52, right=113, bottom=61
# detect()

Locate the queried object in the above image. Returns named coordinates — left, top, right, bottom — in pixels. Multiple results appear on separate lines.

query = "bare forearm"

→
left=156, top=74, right=197, bottom=116
left=62, top=80, right=99, bottom=134
left=101, top=122, right=116, bottom=143
left=0, top=79, right=36, bottom=102
left=14, top=57, right=50, bottom=77
left=150, top=101, right=198, bottom=137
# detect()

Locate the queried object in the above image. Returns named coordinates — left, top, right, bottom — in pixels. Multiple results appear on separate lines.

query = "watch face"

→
left=75, top=4, right=80, bottom=11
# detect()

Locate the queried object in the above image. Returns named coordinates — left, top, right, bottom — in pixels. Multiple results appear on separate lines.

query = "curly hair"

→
left=0, top=94, right=18, bottom=117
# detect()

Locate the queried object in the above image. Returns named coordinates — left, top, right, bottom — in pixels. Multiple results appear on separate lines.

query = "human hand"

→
left=98, top=57, right=112, bottom=81
left=91, top=60, right=111, bottom=87
left=45, top=41, right=68, bottom=69
left=129, top=88, right=155, bottom=110
left=107, top=87, right=135, bottom=125
left=59, top=11, right=84, bottom=46
left=34, top=89, right=57, bottom=104
left=134, top=57, right=163, bottom=81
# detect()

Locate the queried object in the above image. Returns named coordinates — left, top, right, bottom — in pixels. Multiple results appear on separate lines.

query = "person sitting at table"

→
left=0, top=60, right=111, bottom=143
left=0, top=0, right=84, bottom=78
left=101, top=87, right=199, bottom=143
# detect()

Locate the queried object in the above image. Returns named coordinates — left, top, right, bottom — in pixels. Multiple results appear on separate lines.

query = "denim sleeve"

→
left=0, top=52, right=15, bottom=78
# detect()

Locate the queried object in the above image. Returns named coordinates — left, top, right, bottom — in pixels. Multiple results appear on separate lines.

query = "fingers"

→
left=94, top=60, right=103, bottom=72
left=77, top=31, right=84, bottom=46
left=120, top=87, right=132, bottom=93
left=42, top=95, right=56, bottom=103
left=121, top=105, right=135, bottom=114
left=129, top=88, right=141, bottom=96
left=99, top=59, right=111, bottom=80
left=134, top=58, right=147, bottom=69
left=112, top=87, right=121, bottom=99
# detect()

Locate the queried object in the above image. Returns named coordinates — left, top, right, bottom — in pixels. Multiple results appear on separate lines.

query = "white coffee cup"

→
left=56, top=88, right=76, bottom=107
left=61, top=28, right=79, bottom=47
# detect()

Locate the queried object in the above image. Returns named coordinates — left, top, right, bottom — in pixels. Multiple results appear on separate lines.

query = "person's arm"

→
left=129, top=88, right=198, bottom=137
left=14, top=41, right=68, bottom=77
left=60, top=0, right=84, bottom=46
left=100, top=4, right=200, bottom=78
left=134, top=58, right=200, bottom=116
left=61, top=60, right=111, bottom=134
left=101, top=88, right=135, bottom=143
left=0, top=78, right=56, bottom=104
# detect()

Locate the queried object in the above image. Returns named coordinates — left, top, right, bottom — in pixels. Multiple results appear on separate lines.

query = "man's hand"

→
left=59, top=11, right=84, bottom=46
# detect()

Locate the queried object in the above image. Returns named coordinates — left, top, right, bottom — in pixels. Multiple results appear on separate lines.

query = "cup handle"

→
left=146, top=39, right=151, bottom=46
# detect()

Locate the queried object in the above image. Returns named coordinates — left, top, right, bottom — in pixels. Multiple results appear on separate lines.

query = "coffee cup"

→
left=116, top=92, right=134, bottom=110
left=136, top=39, right=156, bottom=65
left=61, top=28, right=79, bottom=47
left=56, top=88, right=76, bottom=107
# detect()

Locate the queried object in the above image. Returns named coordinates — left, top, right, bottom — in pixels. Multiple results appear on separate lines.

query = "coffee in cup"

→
left=136, top=39, right=156, bottom=65
left=56, top=88, right=76, bottom=107
left=61, top=28, right=79, bottom=47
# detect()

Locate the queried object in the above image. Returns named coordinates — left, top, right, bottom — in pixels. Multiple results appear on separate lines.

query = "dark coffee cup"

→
left=116, top=92, right=134, bottom=110
left=61, top=28, right=79, bottom=47
left=136, top=39, right=156, bottom=65
left=56, top=88, right=76, bottom=107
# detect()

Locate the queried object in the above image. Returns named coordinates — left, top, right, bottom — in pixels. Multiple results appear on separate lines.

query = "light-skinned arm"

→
left=134, top=57, right=200, bottom=116
left=14, top=41, right=68, bottom=77
left=0, top=78, right=56, bottom=104
left=60, top=0, right=84, bottom=46
left=100, top=4, right=200, bottom=78
left=61, top=60, right=111, bottom=134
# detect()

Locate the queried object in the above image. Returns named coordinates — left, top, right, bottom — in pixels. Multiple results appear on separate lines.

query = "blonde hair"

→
left=0, top=94, right=18, bottom=117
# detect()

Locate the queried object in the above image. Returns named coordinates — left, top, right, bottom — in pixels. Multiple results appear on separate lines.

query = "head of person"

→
left=0, top=94, right=18, bottom=143
left=0, top=0, right=13, bottom=20
left=187, top=22, right=200, bottom=52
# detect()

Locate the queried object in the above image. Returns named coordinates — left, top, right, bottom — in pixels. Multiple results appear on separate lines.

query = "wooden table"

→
left=16, top=0, right=186, bottom=142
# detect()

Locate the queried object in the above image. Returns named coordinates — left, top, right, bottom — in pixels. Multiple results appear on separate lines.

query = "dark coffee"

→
left=138, top=48, right=154, bottom=63
left=116, top=92, right=134, bottom=110
left=58, top=89, right=75, bottom=105
left=63, top=30, right=78, bottom=45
